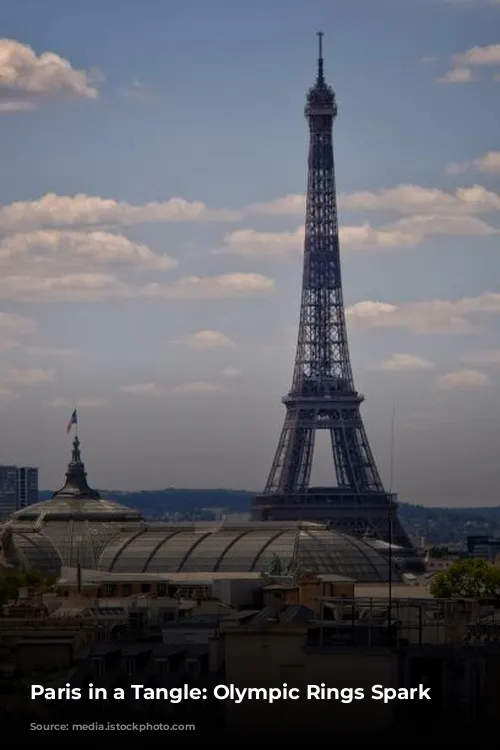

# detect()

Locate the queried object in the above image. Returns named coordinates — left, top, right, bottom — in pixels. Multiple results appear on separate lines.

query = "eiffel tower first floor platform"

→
left=251, top=486, right=414, bottom=551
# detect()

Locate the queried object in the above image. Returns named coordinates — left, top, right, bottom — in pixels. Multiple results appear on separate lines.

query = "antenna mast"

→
left=316, top=31, right=324, bottom=82
left=388, top=404, right=396, bottom=634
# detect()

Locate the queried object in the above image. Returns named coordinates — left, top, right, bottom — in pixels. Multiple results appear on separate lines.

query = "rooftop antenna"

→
left=316, top=31, right=324, bottom=82
left=388, top=403, right=396, bottom=633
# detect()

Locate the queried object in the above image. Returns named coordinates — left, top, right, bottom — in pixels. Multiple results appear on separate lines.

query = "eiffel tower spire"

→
left=316, top=31, right=324, bottom=84
left=252, top=35, right=412, bottom=550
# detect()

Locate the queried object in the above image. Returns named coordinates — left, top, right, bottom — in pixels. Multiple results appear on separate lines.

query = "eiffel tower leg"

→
left=265, top=420, right=315, bottom=494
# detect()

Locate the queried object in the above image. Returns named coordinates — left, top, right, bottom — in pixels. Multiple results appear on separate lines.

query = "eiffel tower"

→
left=252, top=34, right=412, bottom=549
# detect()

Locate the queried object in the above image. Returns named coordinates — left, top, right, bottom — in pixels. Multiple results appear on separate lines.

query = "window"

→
left=141, top=583, right=151, bottom=593
left=157, top=583, right=167, bottom=596
left=123, top=584, right=132, bottom=596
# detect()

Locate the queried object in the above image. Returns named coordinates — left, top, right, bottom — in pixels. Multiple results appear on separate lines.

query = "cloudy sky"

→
left=1, top=0, right=499, bottom=505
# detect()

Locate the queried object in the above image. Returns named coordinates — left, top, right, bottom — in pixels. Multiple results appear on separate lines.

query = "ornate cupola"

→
left=12, top=433, right=143, bottom=523
left=51, top=435, right=101, bottom=500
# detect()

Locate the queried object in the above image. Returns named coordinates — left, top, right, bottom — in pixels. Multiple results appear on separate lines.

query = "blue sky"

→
left=0, top=0, right=499, bottom=505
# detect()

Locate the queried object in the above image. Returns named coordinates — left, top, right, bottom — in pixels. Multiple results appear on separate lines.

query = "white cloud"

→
left=435, top=67, right=474, bottom=84
left=248, top=184, right=500, bottom=219
left=0, top=272, right=274, bottom=303
left=453, top=44, right=500, bottom=67
left=434, top=43, right=500, bottom=86
left=434, top=369, right=492, bottom=390
left=0, top=230, right=177, bottom=272
left=223, top=223, right=421, bottom=259
left=390, top=214, right=497, bottom=236
left=245, top=194, right=306, bottom=217
left=0, top=273, right=125, bottom=302
left=346, top=292, right=500, bottom=334
left=154, top=273, right=274, bottom=300
left=171, top=381, right=223, bottom=395
left=223, top=227, right=303, bottom=259
left=340, top=184, right=500, bottom=215
left=120, top=383, right=164, bottom=396
left=0, top=193, right=241, bottom=233
left=182, top=330, right=235, bottom=351
left=121, top=380, right=224, bottom=396
left=369, top=354, right=435, bottom=372
left=3, top=182, right=500, bottom=238
left=0, top=225, right=195, bottom=308
left=44, top=397, right=105, bottom=408
left=446, top=151, right=500, bottom=176
left=221, top=366, right=241, bottom=379
left=474, top=151, right=500, bottom=174
left=462, top=349, right=500, bottom=366
left=222, top=211, right=496, bottom=261
left=341, top=223, right=420, bottom=249
left=0, top=38, right=99, bottom=111
left=0, top=367, right=55, bottom=385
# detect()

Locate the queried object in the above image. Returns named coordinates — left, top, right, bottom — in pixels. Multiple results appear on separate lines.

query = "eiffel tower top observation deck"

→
left=251, top=35, right=413, bottom=550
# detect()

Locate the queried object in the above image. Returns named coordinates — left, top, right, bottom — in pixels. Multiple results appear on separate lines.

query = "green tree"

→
left=267, top=554, right=283, bottom=576
left=430, top=558, right=500, bottom=598
left=0, top=569, right=56, bottom=607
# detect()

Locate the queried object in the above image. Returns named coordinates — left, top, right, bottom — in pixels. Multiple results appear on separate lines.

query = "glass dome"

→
left=9, top=436, right=143, bottom=568
left=98, top=521, right=400, bottom=583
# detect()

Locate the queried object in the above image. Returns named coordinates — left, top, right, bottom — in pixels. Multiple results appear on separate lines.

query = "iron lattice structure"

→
left=252, top=35, right=412, bottom=549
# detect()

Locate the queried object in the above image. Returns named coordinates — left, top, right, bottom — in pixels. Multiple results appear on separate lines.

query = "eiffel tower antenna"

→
left=316, top=31, right=324, bottom=82
left=388, top=403, right=396, bottom=623
left=252, top=35, right=413, bottom=552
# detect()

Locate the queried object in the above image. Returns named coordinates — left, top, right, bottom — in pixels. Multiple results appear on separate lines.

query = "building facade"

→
left=0, top=465, right=38, bottom=519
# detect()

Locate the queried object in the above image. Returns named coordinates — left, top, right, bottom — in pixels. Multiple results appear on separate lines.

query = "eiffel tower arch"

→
left=252, top=34, right=413, bottom=550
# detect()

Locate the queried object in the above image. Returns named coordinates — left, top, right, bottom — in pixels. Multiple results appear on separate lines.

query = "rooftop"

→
left=59, top=567, right=264, bottom=585
left=98, top=521, right=399, bottom=582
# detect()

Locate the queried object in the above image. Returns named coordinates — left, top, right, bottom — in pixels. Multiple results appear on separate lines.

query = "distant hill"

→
left=38, top=488, right=251, bottom=519
left=38, top=488, right=500, bottom=544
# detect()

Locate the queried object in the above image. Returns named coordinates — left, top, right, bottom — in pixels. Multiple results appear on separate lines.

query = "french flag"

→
left=66, top=408, right=78, bottom=434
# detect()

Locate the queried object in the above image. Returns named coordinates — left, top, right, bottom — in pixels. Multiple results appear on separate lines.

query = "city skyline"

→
left=1, top=0, right=500, bottom=505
